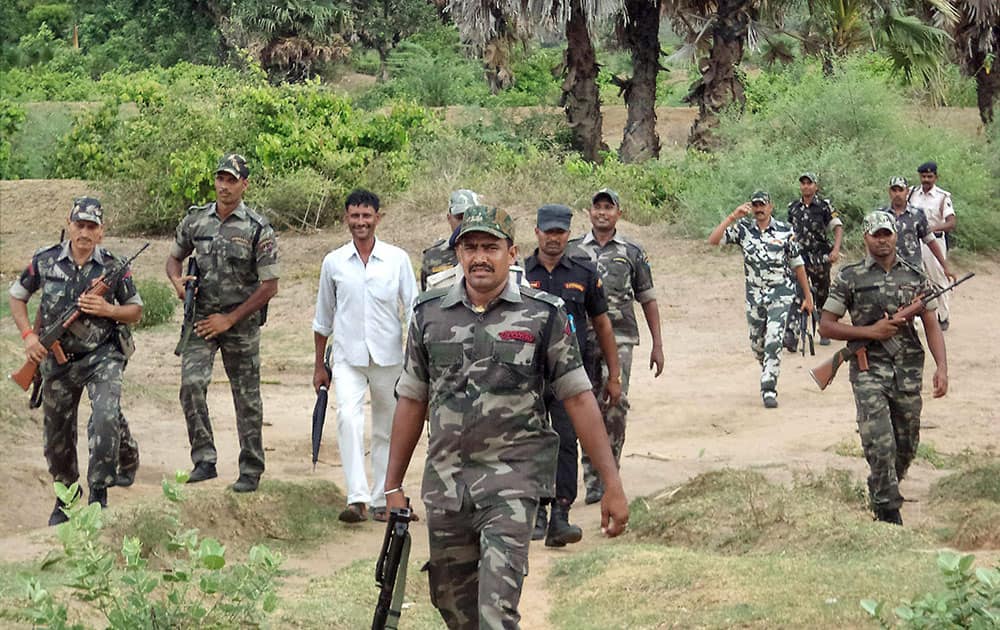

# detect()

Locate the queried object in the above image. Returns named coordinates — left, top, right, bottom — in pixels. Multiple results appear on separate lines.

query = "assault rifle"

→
left=372, top=506, right=413, bottom=630
left=810, top=272, right=974, bottom=390
left=10, top=242, right=149, bottom=391
left=799, top=310, right=815, bottom=357
left=173, top=258, right=199, bottom=356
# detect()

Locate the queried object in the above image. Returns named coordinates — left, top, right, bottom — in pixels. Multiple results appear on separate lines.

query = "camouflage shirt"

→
left=824, top=256, right=936, bottom=391
left=880, top=205, right=933, bottom=268
left=169, top=201, right=280, bottom=315
left=9, top=241, right=142, bottom=356
left=395, top=279, right=592, bottom=511
left=723, top=217, right=805, bottom=306
left=786, top=197, right=841, bottom=263
left=420, top=237, right=459, bottom=290
left=568, top=231, right=656, bottom=345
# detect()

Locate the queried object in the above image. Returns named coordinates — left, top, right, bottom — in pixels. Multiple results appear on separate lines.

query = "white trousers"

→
left=332, top=360, right=401, bottom=507
left=921, top=236, right=950, bottom=322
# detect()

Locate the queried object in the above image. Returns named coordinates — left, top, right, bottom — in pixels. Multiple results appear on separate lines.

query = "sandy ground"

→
left=1, top=178, right=998, bottom=627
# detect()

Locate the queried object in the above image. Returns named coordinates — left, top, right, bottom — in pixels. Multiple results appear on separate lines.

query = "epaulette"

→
left=422, top=237, right=447, bottom=253
left=521, top=285, right=565, bottom=310
left=566, top=255, right=598, bottom=274
left=898, top=257, right=927, bottom=278
left=186, top=203, right=212, bottom=215
left=34, top=242, right=62, bottom=257
left=415, top=286, right=450, bottom=307
left=246, top=208, right=270, bottom=228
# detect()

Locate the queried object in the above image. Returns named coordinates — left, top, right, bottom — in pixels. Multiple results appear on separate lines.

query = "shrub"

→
left=0, top=98, right=26, bottom=178
left=134, top=279, right=176, bottom=329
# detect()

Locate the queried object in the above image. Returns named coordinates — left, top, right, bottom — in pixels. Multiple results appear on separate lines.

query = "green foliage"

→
left=675, top=56, right=1000, bottom=251
left=134, top=280, right=176, bottom=329
left=861, top=551, right=1000, bottom=628
left=0, top=98, right=27, bottom=178
left=22, top=476, right=281, bottom=629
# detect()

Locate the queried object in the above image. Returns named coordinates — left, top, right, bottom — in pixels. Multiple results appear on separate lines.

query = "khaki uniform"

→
left=824, top=256, right=937, bottom=511
left=169, top=201, right=280, bottom=477
left=396, top=280, right=591, bottom=629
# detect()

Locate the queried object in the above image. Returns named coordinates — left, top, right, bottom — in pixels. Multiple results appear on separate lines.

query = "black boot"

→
left=532, top=504, right=547, bottom=541
left=875, top=507, right=903, bottom=525
left=47, top=486, right=82, bottom=527
left=545, top=499, right=583, bottom=547
left=187, top=461, right=218, bottom=483
left=89, top=486, right=108, bottom=509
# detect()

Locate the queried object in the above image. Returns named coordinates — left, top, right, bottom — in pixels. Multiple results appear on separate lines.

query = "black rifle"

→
left=800, top=310, right=815, bottom=356
left=372, top=507, right=413, bottom=630
left=173, top=258, right=199, bottom=356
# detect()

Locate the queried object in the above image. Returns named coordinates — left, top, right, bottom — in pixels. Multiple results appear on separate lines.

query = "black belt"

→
left=934, top=232, right=945, bottom=238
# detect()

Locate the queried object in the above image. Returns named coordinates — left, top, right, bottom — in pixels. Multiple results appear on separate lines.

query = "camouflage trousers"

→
left=180, top=319, right=264, bottom=476
left=424, top=489, right=537, bottom=629
left=582, top=343, right=633, bottom=495
left=41, top=345, right=137, bottom=489
left=747, top=296, right=794, bottom=393
left=785, top=262, right=829, bottom=347
left=852, top=371, right=922, bottom=511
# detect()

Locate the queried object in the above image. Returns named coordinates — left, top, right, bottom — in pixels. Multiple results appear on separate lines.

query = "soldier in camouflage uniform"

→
left=384, top=205, right=629, bottom=629
left=9, top=198, right=143, bottom=524
left=818, top=211, right=948, bottom=525
left=420, top=189, right=480, bottom=290
left=166, top=153, right=280, bottom=493
left=568, top=188, right=663, bottom=505
left=783, top=172, right=842, bottom=349
left=880, top=176, right=954, bottom=279
left=708, top=191, right=814, bottom=408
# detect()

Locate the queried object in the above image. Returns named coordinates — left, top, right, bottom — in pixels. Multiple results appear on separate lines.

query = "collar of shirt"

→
left=582, top=229, right=626, bottom=246
left=344, top=238, right=389, bottom=263
left=210, top=201, right=248, bottom=222
left=441, top=277, right=522, bottom=312
left=748, top=216, right=777, bottom=236
left=524, top=251, right=572, bottom=272
left=863, top=254, right=904, bottom=271
left=57, top=241, right=105, bottom=266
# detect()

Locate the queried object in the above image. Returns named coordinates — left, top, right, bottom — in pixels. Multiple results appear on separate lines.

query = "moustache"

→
left=469, top=264, right=494, bottom=274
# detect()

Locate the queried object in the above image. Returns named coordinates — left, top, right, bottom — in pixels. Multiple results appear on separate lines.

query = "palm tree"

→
left=616, top=0, right=664, bottom=162
left=951, top=0, right=999, bottom=124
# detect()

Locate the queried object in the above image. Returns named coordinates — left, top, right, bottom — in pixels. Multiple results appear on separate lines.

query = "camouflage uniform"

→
left=170, top=201, right=280, bottom=478
left=420, top=235, right=459, bottom=290
left=824, top=256, right=937, bottom=512
left=881, top=206, right=933, bottom=269
left=785, top=197, right=841, bottom=345
left=395, top=278, right=591, bottom=629
left=568, top=231, right=655, bottom=496
left=9, top=241, right=142, bottom=490
left=722, top=216, right=804, bottom=394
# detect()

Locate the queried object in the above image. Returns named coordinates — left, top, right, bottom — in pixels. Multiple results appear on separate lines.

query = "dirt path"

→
left=2, top=180, right=998, bottom=627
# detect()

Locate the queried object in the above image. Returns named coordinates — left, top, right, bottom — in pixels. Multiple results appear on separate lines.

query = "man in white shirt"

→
left=312, top=189, right=418, bottom=523
left=908, top=161, right=957, bottom=329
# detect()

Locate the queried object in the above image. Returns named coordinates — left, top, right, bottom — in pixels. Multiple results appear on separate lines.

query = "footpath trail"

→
left=1, top=180, right=998, bottom=628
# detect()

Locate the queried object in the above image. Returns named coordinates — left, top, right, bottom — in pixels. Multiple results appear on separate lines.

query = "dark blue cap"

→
left=917, top=161, right=937, bottom=174
left=536, top=204, right=573, bottom=231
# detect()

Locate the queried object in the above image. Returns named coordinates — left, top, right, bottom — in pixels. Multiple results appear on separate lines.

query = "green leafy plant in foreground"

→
left=861, top=551, right=999, bottom=628
left=23, top=473, right=281, bottom=629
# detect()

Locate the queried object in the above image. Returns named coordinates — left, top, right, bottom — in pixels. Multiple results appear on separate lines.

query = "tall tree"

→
left=351, top=0, right=439, bottom=81
left=615, top=0, right=663, bottom=161
left=952, top=0, right=1000, bottom=124
left=561, top=0, right=611, bottom=161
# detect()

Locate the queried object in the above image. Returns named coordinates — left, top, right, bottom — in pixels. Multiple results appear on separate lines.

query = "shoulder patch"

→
left=415, top=287, right=450, bottom=307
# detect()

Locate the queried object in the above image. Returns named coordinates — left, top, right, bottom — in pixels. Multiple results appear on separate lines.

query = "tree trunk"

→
left=562, top=0, right=608, bottom=163
left=618, top=0, right=661, bottom=163
left=378, top=47, right=390, bottom=82
left=685, top=0, right=752, bottom=150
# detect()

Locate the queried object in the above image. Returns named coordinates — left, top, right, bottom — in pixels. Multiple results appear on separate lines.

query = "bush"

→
left=135, top=279, right=176, bottom=329
left=0, top=98, right=26, bottom=178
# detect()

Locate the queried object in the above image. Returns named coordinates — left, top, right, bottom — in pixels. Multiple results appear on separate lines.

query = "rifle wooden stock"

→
left=9, top=341, right=66, bottom=390
left=810, top=345, right=867, bottom=391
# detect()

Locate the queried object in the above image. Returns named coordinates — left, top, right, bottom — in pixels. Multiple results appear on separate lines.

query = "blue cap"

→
left=536, top=204, right=572, bottom=231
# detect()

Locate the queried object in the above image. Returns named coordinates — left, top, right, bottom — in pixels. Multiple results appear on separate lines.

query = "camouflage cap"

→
left=215, top=153, right=249, bottom=179
left=889, top=176, right=908, bottom=189
left=449, top=189, right=480, bottom=216
left=750, top=190, right=771, bottom=204
left=592, top=187, right=620, bottom=207
left=799, top=172, right=818, bottom=184
left=457, top=205, right=516, bottom=242
left=863, top=210, right=896, bottom=235
left=70, top=197, right=103, bottom=225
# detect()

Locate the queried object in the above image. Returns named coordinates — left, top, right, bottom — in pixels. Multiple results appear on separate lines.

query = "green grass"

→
left=276, top=558, right=446, bottom=629
left=133, top=279, right=176, bottom=329
left=0, top=557, right=67, bottom=626
left=929, top=461, right=1000, bottom=550
left=9, top=102, right=85, bottom=178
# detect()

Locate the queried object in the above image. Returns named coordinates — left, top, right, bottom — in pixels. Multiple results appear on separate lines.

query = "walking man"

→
left=907, top=162, right=957, bottom=330
left=708, top=191, right=814, bottom=408
left=881, top=176, right=954, bottom=280
left=569, top=188, right=664, bottom=504
left=384, top=205, right=628, bottom=629
left=313, top=189, right=418, bottom=523
left=420, top=189, right=480, bottom=290
left=784, top=172, right=842, bottom=349
left=525, top=204, right=622, bottom=547
left=166, top=153, right=280, bottom=493
left=10, top=197, right=143, bottom=523
left=818, top=211, right=947, bottom=525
